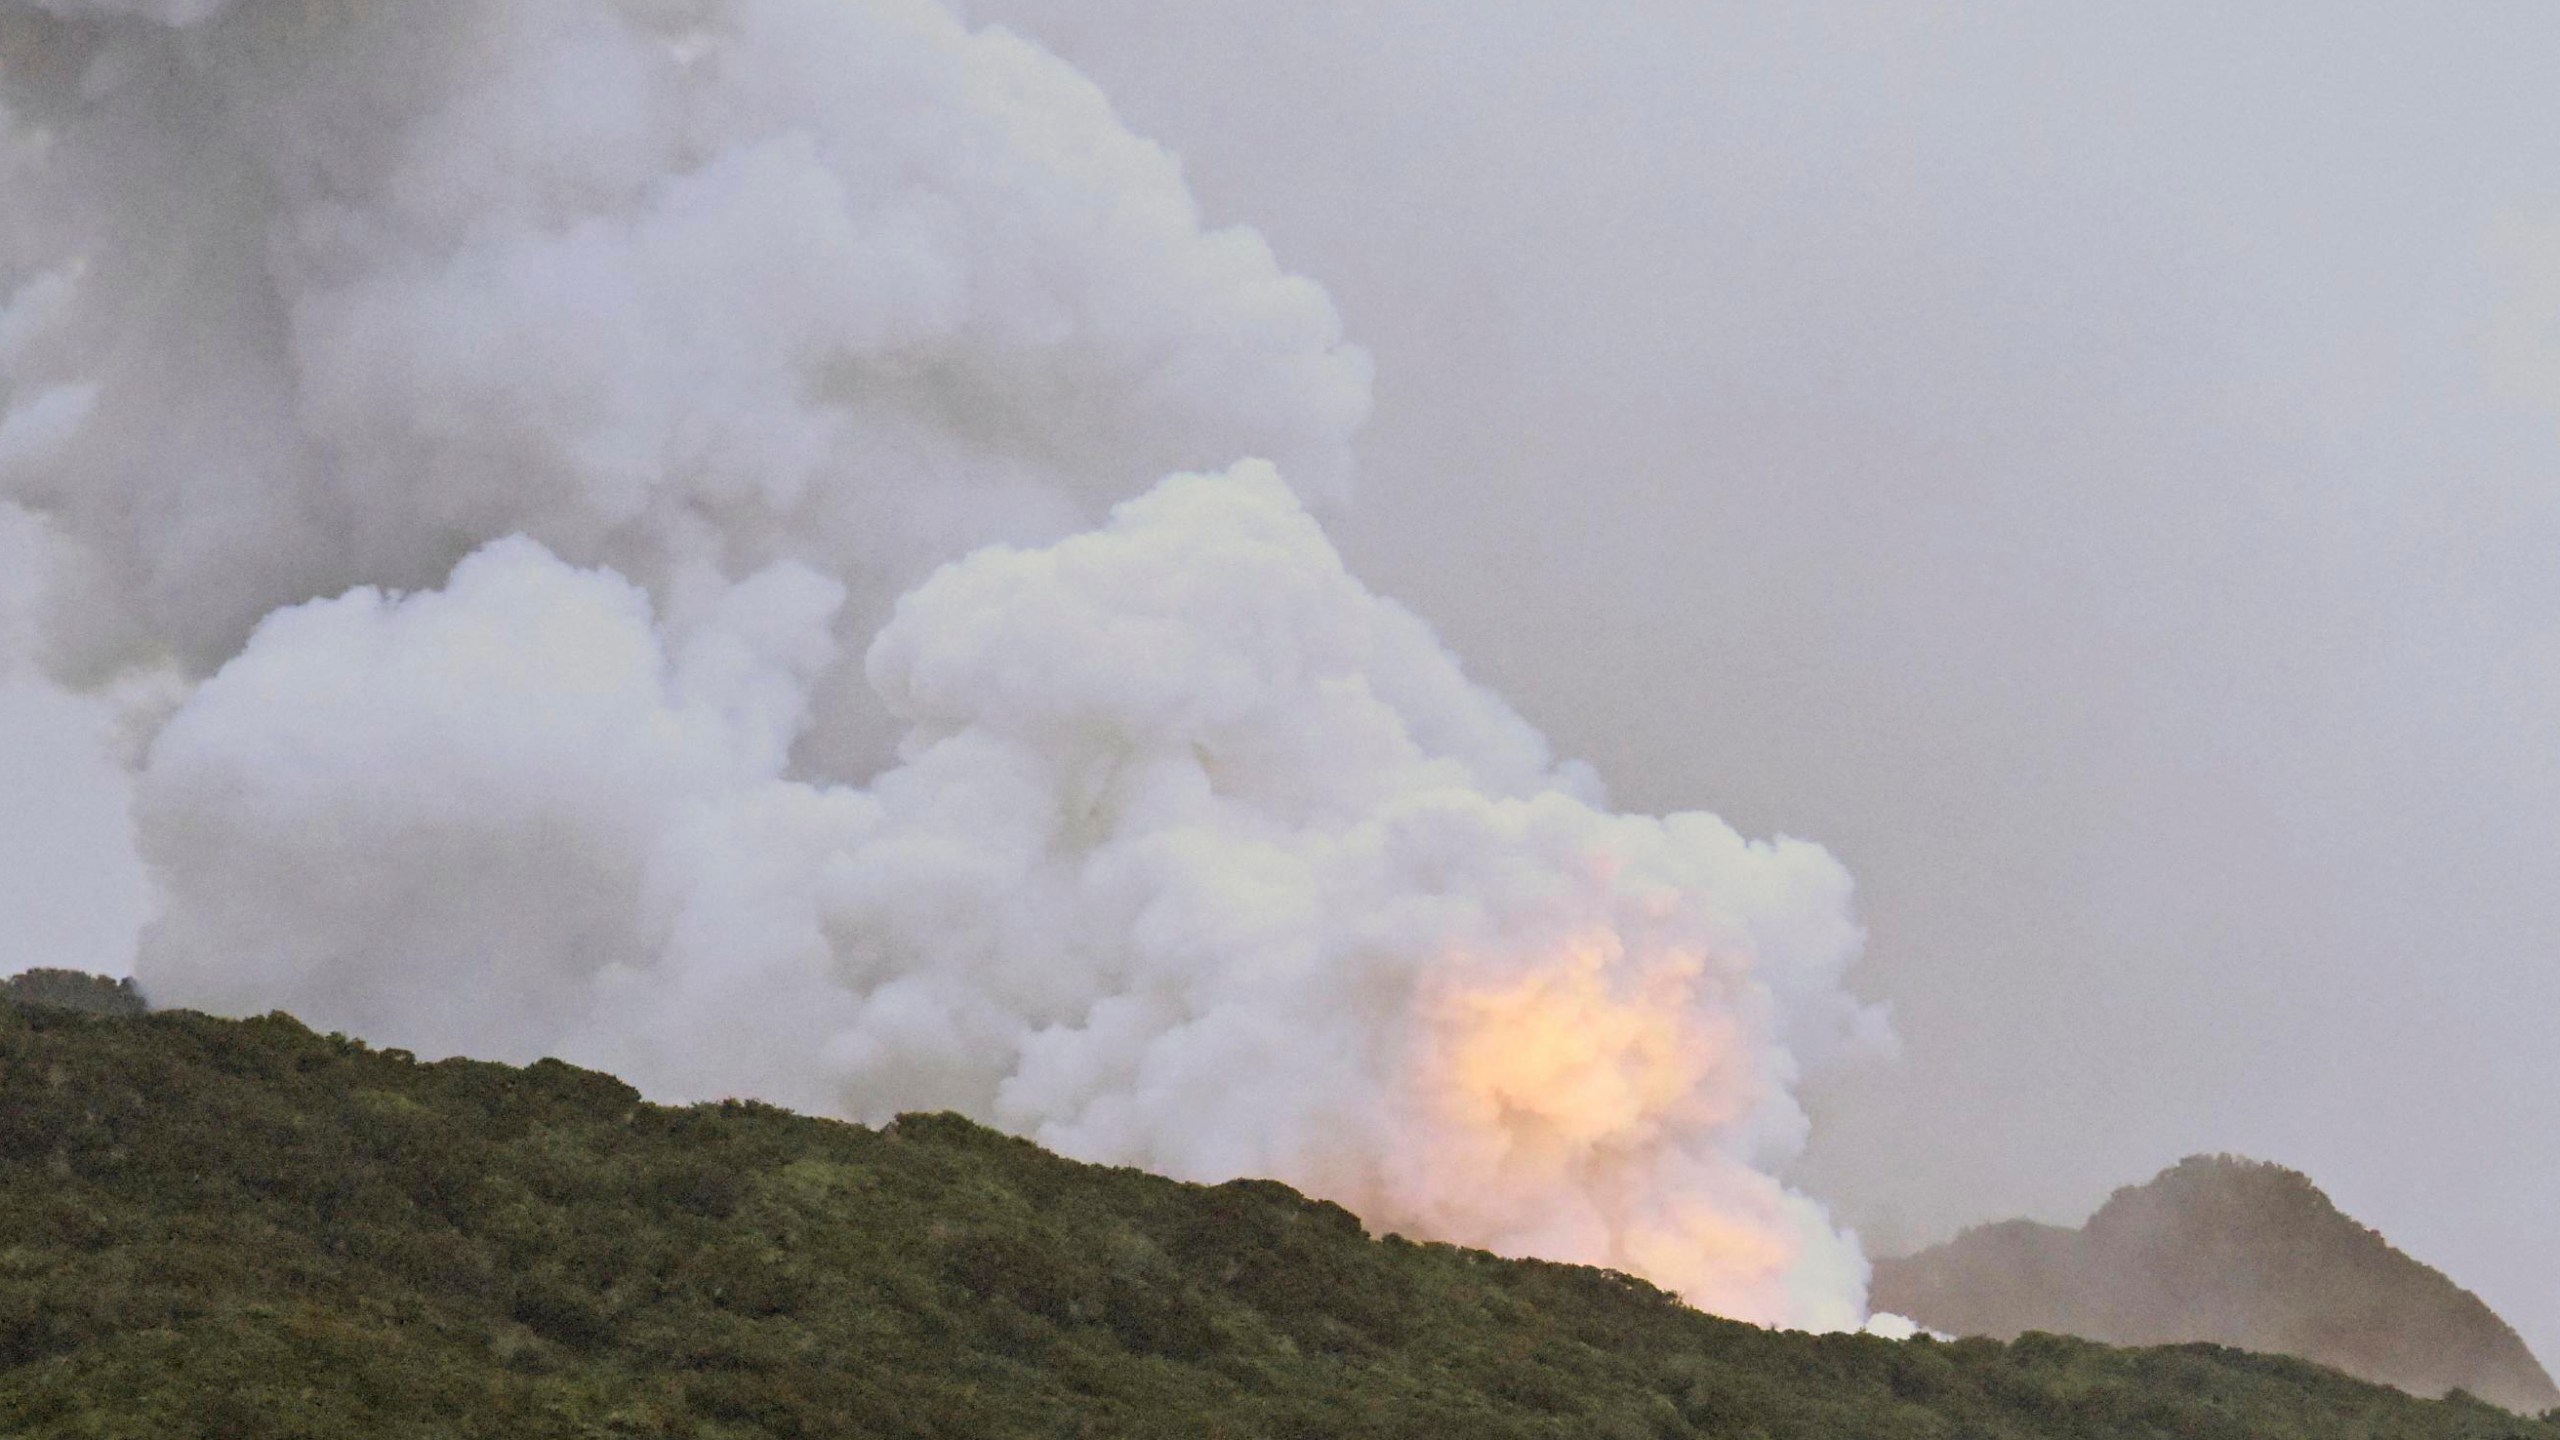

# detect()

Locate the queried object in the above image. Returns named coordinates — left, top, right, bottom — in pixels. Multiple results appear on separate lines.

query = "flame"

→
left=1373, top=928, right=1813, bottom=1326
left=1435, top=933, right=1708, bottom=1155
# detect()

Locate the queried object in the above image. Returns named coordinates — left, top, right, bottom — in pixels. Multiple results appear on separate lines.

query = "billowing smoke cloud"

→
left=1, top=0, right=1884, bottom=1328
left=1, top=0, right=1368, bottom=731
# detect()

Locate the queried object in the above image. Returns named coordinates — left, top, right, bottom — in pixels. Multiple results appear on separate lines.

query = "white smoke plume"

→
left=1, top=0, right=1885, bottom=1328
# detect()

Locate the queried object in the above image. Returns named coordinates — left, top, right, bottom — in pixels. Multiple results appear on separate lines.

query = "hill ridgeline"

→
left=3, top=985, right=2555, bottom=1437
left=1872, top=1154, right=2560, bottom=1416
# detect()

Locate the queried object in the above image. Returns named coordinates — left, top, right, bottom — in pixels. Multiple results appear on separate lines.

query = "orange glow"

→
left=1366, top=928, right=1824, bottom=1328
left=1432, top=933, right=1706, bottom=1154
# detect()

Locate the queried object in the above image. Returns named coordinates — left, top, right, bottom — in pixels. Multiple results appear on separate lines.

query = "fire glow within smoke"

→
left=0, top=0, right=1888, bottom=1329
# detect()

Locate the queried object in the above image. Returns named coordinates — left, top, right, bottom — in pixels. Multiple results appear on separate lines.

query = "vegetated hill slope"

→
left=3, top=1000, right=2556, bottom=1440
left=1872, top=1155, right=2560, bottom=1416
left=0, top=968, right=146, bottom=1017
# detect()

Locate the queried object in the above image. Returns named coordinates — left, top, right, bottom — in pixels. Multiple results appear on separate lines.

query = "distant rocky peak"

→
left=1871, top=1155, right=2560, bottom=1417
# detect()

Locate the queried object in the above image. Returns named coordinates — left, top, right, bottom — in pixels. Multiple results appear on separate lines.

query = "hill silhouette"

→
left=1872, top=1155, right=2560, bottom=1416
left=4, top=990, right=2556, bottom=1437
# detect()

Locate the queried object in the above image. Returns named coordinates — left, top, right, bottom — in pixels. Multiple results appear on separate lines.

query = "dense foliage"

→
left=2, top=996, right=2554, bottom=1439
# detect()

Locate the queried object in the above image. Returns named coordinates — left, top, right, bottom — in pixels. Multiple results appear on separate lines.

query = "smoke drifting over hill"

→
left=0, top=1, right=1885, bottom=1327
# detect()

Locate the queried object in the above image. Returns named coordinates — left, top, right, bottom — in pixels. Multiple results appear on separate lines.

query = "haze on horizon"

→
left=950, top=0, right=2560, bottom=1368
left=5, top=0, right=2558, bottom=1372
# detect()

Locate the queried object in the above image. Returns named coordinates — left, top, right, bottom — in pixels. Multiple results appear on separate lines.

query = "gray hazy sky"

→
left=958, top=0, right=2560, bottom=1365
left=2, top=0, right=2555, bottom=1370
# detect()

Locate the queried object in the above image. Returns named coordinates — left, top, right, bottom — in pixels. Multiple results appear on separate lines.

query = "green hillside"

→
left=2, top=993, right=2553, bottom=1439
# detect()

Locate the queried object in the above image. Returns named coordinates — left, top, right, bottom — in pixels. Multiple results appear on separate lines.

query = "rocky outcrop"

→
left=1873, top=1155, right=2559, bottom=1415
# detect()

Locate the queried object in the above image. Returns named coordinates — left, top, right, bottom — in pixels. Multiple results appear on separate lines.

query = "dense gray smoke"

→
left=0, top=0, right=1886, bottom=1328
left=947, top=1, right=2560, bottom=1369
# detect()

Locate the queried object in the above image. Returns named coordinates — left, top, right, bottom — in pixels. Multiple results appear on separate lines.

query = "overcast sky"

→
left=955, top=0, right=2560, bottom=1364
left=3, top=0, right=2556, bottom=1369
